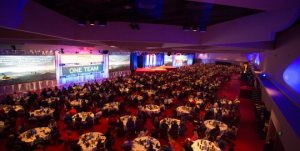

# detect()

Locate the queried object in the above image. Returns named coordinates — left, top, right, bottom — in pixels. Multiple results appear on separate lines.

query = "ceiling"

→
left=1, top=0, right=298, bottom=53
left=33, top=0, right=262, bottom=28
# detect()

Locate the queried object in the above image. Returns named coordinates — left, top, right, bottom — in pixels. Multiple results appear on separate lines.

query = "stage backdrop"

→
left=56, top=54, right=108, bottom=85
left=0, top=55, right=55, bottom=86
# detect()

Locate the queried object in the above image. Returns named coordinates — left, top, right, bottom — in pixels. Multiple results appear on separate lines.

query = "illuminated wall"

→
left=56, top=53, right=108, bottom=85
left=261, top=19, right=300, bottom=100
left=0, top=55, right=55, bottom=86
left=283, top=57, right=300, bottom=94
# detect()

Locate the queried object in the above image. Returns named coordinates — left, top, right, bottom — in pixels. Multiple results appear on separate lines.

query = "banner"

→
left=62, top=64, right=103, bottom=76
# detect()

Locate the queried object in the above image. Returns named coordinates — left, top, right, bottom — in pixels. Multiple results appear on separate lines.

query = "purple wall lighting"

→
left=283, top=57, right=300, bottom=94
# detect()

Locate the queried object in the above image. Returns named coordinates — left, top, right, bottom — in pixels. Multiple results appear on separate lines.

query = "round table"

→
left=204, top=120, right=228, bottom=133
left=176, top=106, right=192, bottom=116
left=43, top=97, right=58, bottom=104
left=78, top=132, right=106, bottom=151
left=131, top=95, right=143, bottom=101
left=70, top=100, right=83, bottom=107
left=142, top=105, right=160, bottom=115
left=19, top=127, right=51, bottom=145
left=2, top=105, right=24, bottom=113
left=120, top=115, right=137, bottom=128
left=30, top=108, right=55, bottom=118
left=72, top=112, right=94, bottom=123
left=191, top=139, right=221, bottom=151
left=164, top=98, right=173, bottom=105
left=159, top=118, right=181, bottom=130
left=146, top=90, right=156, bottom=96
left=102, top=102, right=120, bottom=111
left=131, top=136, right=161, bottom=151
left=189, top=98, right=203, bottom=104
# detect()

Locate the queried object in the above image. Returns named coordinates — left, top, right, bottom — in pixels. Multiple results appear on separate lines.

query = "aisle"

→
left=217, top=74, right=265, bottom=151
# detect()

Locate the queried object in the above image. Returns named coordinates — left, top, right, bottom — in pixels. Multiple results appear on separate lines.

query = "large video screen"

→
left=0, top=56, right=55, bottom=86
left=174, top=54, right=188, bottom=67
left=164, top=53, right=173, bottom=66
left=109, top=54, right=130, bottom=72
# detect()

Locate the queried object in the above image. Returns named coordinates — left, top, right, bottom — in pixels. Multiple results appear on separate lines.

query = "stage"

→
left=135, top=66, right=177, bottom=73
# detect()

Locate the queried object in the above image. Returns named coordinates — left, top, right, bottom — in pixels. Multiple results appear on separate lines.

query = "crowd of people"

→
left=0, top=63, right=242, bottom=151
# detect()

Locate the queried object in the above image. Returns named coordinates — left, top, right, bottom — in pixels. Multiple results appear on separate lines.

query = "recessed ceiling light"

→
left=110, top=45, right=116, bottom=48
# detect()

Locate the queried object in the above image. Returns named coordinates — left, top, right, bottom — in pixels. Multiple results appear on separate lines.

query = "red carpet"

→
left=217, top=74, right=265, bottom=151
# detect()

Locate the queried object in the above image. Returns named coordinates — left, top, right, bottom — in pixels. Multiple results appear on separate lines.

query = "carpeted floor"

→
left=217, top=74, right=265, bottom=151
left=0, top=74, right=265, bottom=151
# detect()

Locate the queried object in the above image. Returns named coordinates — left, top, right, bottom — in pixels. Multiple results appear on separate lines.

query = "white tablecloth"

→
left=189, top=98, right=203, bottom=104
left=132, top=136, right=160, bottom=151
left=204, top=120, right=228, bottom=132
left=142, top=105, right=160, bottom=115
left=19, top=127, right=51, bottom=144
left=102, top=102, right=120, bottom=111
left=176, top=106, right=192, bottom=116
left=70, top=100, right=83, bottom=107
left=2, top=105, right=24, bottom=113
left=72, top=112, right=94, bottom=122
left=43, top=97, right=58, bottom=104
left=78, top=132, right=106, bottom=151
left=159, top=118, right=181, bottom=130
left=191, top=139, right=221, bottom=151
left=30, top=108, right=55, bottom=117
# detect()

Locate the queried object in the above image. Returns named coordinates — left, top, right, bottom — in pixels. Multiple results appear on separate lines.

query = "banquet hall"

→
left=0, top=0, right=300, bottom=151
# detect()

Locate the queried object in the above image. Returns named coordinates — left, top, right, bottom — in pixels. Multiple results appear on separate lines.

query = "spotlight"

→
left=88, top=21, right=95, bottom=26
left=192, top=26, right=198, bottom=32
left=261, top=73, right=268, bottom=79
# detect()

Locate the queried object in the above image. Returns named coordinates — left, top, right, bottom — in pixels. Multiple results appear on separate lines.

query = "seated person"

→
left=64, top=112, right=72, bottom=125
left=69, top=107, right=77, bottom=116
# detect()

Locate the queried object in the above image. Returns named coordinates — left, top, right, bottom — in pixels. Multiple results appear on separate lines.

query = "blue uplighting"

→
left=283, top=57, right=300, bottom=94
left=261, top=73, right=268, bottom=79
